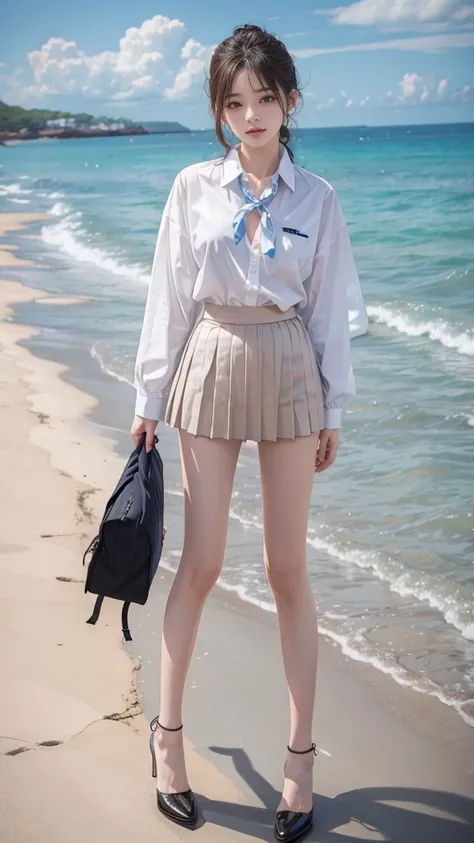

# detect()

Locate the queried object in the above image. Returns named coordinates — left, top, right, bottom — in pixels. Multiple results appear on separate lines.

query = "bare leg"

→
left=258, top=432, right=320, bottom=813
left=155, top=431, right=241, bottom=794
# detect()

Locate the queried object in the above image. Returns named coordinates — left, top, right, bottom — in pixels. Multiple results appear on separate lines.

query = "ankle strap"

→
left=150, top=715, right=183, bottom=732
left=287, top=742, right=318, bottom=756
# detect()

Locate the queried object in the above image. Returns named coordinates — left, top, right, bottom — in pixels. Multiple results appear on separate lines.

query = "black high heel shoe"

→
left=274, top=742, right=318, bottom=843
left=149, top=715, right=198, bottom=828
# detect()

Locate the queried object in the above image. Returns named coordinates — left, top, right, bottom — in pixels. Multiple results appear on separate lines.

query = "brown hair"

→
left=207, top=24, right=301, bottom=161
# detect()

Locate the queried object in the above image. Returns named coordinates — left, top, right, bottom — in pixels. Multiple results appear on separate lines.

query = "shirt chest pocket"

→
left=276, top=225, right=314, bottom=275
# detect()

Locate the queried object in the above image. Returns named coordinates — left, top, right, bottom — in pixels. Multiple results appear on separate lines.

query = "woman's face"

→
left=223, top=69, right=297, bottom=148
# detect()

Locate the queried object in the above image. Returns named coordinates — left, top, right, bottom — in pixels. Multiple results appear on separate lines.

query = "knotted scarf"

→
left=232, top=172, right=279, bottom=258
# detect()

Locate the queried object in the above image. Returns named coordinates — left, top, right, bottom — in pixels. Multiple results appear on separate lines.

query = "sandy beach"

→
left=0, top=272, right=249, bottom=842
left=0, top=213, right=52, bottom=266
left=0, top=212, right=474, bottom=842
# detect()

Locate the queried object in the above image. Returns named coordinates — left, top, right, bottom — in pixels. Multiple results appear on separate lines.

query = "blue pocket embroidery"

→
left=282, top=227, right=309, bottom=239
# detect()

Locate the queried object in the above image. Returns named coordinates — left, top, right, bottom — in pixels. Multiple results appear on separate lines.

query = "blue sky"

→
left=1, top=0, right=474, bottom=128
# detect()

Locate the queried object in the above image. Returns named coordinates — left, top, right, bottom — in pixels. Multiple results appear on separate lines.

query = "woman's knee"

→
left=178, top=544, right=223, bottom=597
left=265, top=551, right=308, bottom=600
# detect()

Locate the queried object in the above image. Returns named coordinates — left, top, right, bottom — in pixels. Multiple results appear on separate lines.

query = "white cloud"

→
left=437, top=76, right=450, bottom=96
left=340, top=88, right=354, bottom=106
left=393, top=72, right=472, bottom=104
left=332, top=0, right=474, bottom=26
left=4, top=66, right=40, bottom=101
left=181, top=38, right=205, bottom=59
left=316, top=96, right=336, bottom=110
left=291, top=29, right=474, bottom=56
left=311, top=74, right=473, bottom=110
left=2, top=14, right=214, bottom=104
left=164, top=38, right=214, bottom=100
left=420, top=84, right=431, bottom=101
left=399, top=71, right=424, bottom=100
left=314, top=90, right=354, bottom=110
left=165, top=57, right=205, bottom=100
left=450, top=82, right=474, bottom=100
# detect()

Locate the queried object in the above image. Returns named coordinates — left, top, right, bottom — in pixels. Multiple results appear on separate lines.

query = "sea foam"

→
left=368, top=304, right=474, bottom=357
left=41, top=202, right=150, bottom=284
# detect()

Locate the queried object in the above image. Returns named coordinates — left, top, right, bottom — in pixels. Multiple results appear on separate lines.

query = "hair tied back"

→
left=207, top=24, right=301, bottom=160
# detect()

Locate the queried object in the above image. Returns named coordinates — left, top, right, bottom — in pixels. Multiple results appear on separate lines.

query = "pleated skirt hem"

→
left=165, top=306, right=325, bottom=442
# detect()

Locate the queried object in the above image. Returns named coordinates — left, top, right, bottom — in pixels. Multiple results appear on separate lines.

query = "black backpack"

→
left=83, top=435, right=164, bottom=641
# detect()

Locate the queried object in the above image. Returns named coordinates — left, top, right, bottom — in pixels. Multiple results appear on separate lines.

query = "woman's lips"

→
left=247, top=128, right=265, bottom=135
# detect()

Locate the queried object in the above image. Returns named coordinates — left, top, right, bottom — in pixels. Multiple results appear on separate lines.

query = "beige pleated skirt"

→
left=165, top=304, right=325, bottom=442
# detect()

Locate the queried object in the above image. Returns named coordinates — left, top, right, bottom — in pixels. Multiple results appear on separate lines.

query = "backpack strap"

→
left=86, top=596, right=133, bottom=642
left=86, top=594, right=104, bottom=625
left=122, top=601, right=132, bottom=642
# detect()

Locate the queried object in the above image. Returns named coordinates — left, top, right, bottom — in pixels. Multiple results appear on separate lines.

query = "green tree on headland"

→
left=0, top=101, right=190, bottom=139
left=0, top=101, right=135, bottom=133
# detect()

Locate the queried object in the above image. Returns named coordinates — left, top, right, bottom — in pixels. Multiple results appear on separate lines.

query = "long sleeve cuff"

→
left=135, top=392, right=167, bottom=422
left=324, top=407, right=342, bottom=429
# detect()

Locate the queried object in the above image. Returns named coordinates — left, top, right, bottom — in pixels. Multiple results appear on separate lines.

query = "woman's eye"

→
left=262, top=95, right=275, bottom=103
left=227, top=101, right=241, bottom=109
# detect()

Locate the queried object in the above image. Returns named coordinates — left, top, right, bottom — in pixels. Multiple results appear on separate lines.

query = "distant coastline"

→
left=0, top=123, right=191, bottom=144
left=1, top=125, right=146, bottom=144
left=0, top=99, right=190, bottom=144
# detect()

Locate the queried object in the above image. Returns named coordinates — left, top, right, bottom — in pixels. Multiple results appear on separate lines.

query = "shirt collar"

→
left=220, top=144, right=296, bottom=192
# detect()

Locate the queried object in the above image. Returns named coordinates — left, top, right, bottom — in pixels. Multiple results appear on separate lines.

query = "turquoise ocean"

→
left=1, top=123, right=473, bottom=725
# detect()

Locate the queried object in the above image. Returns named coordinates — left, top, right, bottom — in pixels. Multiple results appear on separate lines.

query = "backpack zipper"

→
left=82, top=535, right=99, bottom=566
left=121, top=494, right=134, bottom=521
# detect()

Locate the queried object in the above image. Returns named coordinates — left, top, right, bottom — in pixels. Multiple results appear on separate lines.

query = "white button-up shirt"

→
left=135, top=144, right=368, bottom=428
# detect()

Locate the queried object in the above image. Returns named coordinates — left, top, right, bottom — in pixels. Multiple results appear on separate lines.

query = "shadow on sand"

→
left=193, top=746, right=474, bottom=842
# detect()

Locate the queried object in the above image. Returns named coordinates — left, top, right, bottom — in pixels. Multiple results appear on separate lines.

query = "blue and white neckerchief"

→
left=232, top=172, right=279, bottom=259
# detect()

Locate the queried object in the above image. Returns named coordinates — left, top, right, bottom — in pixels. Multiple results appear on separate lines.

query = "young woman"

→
left=132, top=23, right=367, bottom=843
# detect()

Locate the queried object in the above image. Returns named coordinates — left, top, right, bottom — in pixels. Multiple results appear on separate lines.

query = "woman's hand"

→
left=131, top=415, right=158, bottom=453
left=315, top=429, right=339, bottom=473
